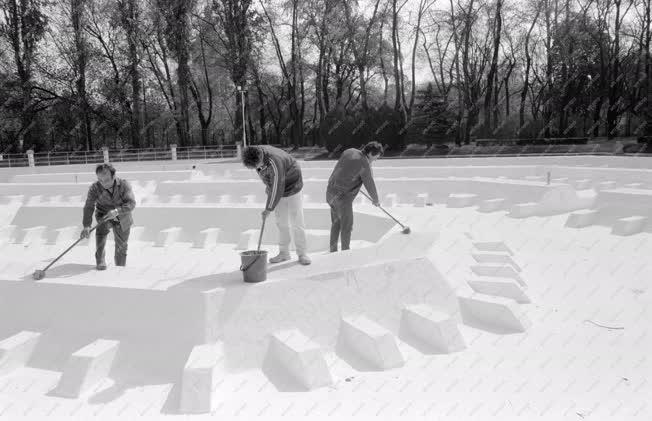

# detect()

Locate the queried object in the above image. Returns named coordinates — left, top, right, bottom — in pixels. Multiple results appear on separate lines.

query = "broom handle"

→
left=41, top=217, right=110, bottom=272
left=359, top=190, right=406, bottom=229
left=257, top=215, right=267, bottom=252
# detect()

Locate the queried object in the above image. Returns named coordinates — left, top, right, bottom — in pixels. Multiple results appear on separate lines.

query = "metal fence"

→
left=0, top=145, right=240, bottom=168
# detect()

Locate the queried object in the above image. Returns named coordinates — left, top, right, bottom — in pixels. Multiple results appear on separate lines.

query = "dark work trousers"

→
left=95, top=220, right=131, bottom=266
left=328, top=195, right=355, bottom=252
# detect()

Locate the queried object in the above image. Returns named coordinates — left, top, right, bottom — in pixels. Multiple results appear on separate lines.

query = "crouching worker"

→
left=80, top=163, right=136, bottom=270
left=242, top=145, right=311, bottom=265
left=326, top=141, right=383, bottom=252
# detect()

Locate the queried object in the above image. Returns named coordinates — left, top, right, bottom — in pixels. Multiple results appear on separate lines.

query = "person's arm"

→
left=265, top=155, right=286, bottom=211
left=117, top=180, right=136, bottom=215
left=82, top=184, right=98, bottom=227
left=360, top=158, right=379, bottom=204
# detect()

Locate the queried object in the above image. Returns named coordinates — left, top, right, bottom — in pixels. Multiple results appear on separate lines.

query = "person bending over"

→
left=80, top=163, right=136, bottom=270
left=242, top=145, right=311, bottom=265
left=326, top=141, right=382, bottom=252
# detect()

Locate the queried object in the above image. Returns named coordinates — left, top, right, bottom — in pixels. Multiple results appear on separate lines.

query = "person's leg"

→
left=339, top=197, right=354, bottom=250
left=95, top=221, right=110, bottom=269
left=113, top=224, right=131, bottom=266
left=287, top=193, right=310, bottom=264
left=329, top=203, right=340, bottom=252
left=270, top=197, right=291, bottom=262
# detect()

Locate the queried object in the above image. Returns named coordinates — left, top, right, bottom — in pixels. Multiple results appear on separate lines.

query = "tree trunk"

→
left=72, top=0, right=93, bottom=150
left=483, top=0, right=502, bottom=134
left=125, top=0, right=142, bottom=148
left=520, top=4, right=539, bottom=134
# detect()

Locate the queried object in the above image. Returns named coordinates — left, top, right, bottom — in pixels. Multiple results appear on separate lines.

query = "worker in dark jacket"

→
left=242, top=145, right=311, bottom=265
left=80, top=163, right=136, bottom=270
left=326, top=141, right=383, bottom=252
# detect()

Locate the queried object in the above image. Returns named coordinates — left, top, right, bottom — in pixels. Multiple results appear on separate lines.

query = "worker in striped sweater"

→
left=242, top=145, right=311, bottom=265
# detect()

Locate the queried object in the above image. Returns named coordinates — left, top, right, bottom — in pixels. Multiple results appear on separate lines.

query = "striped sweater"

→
left=256, top=145, right=304, bottom=211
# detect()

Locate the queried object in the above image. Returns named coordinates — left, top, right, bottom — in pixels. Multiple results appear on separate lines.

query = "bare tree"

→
left=0, top=0, right=48, bottom=151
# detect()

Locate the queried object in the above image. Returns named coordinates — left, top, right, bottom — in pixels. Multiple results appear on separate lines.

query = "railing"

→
left=1, top=141, right=650, bottom=168
left=0, top=145, right=240, bottom=168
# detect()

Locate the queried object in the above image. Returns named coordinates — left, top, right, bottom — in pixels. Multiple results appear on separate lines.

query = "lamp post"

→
left=237, top=85, right=248, bottom=148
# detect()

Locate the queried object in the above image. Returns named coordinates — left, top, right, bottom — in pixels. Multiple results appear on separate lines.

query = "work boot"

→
left=298, top=255, right=311, bottom=265
left=269, top=252, right=291, bottom=264
left=96, top=261, right=107, bottom=271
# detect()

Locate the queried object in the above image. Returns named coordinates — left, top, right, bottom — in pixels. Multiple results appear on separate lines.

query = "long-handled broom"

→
left=32, top=216, right=111, bottom=280
left=359, top=190, right=411, bottom=234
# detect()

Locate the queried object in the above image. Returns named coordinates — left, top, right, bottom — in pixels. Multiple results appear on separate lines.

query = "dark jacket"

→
left=83, top=177, right=136, bottom=231
left=256, top=145, right=303, bottom=211
left=326, top=148, right=379, bottom=204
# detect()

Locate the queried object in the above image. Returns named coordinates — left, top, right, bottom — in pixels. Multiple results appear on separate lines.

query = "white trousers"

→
left=274, top=192, right=307, bottom=255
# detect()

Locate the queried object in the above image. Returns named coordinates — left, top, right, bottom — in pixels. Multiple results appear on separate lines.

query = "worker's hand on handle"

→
left=106, top=208, right=119, bottom=220
left=261, top=209, right=271, bottom=220
left=372, top=200, right=380, bottom=207
left=80, top=227, right=91, bottom=239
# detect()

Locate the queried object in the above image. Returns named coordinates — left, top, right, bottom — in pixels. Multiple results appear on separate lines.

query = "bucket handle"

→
left=240, top=253, right=262, bottom=272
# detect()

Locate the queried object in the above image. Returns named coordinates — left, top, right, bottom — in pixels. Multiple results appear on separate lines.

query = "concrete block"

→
left=218, top=194, right=232, bottom=204
left=26, top=195, right=43, bottom=206
left=193, top=195, right=207, bottom=204
left=468, top=275, right=531, bottom=303
left=565, top=209, right=598, bottom=228
left=414, top=193, right=429, bottom=207
left=17, top=226, right=47, bottom=246
left=5, top=195, right=24, bottom=205
left=56, top=339, right=120, bottom=398
left=242, top=194, right=256, bottom=204
left=471, top=264, right=526, bottom=287
left=193, top=228, right=221, bottom=249
left=200, top=288, right=225, bottom=343
left=458, top=292, right=531, bottom=332
left=596, top=181, right=617, bottom=190
left=383, top=193, right=398, bottom=208
left=52, top=226, right=79, bottom=245
left=612, top=216, right=647, bottom=236
left=478, top=198, right=506, bottom=212
left=236, top=229, right=260, bottom=250
left=68, top=195, right=83, bottom=203
left=337, top=315, right=405, bottom=370
left=265, top=329, right=333, bottom=390
left=471, top=252, right=521, bottom=272
left=142, top=194, right=159, bottom=204
left=0, top=331, right=41, bottom=376
left=0, top=225, right=17, bottom=244
left=551, top=177, right=569, bottom=183
left=399, top=305, right=466, bottom=353
left=624, top=183, right=644, bottom=189
left=573, top=179, right=593, bottom=190
left=472, top=241, right=514, bottom=255
left=49, top=195, right=64, bottom=204
left=179, top=343, right=224, bottom=413
left=129, top=226, right=146, bottom=242
left=524, top=176, right=544, bottom=181
left=508, top=202, right=539, bottom=218
left=169, top=194, right=184, bottom=204
left=446, top=193, right=477, bottom=208
left=154, top=227, right=183, bottom=247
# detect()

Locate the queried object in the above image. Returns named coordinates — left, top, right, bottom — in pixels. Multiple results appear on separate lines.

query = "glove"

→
left=80, top=227, right=91, bottom=239
left=372, top=200, right=381, bottom=207
left=261, top=209, right=271, bottom=219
